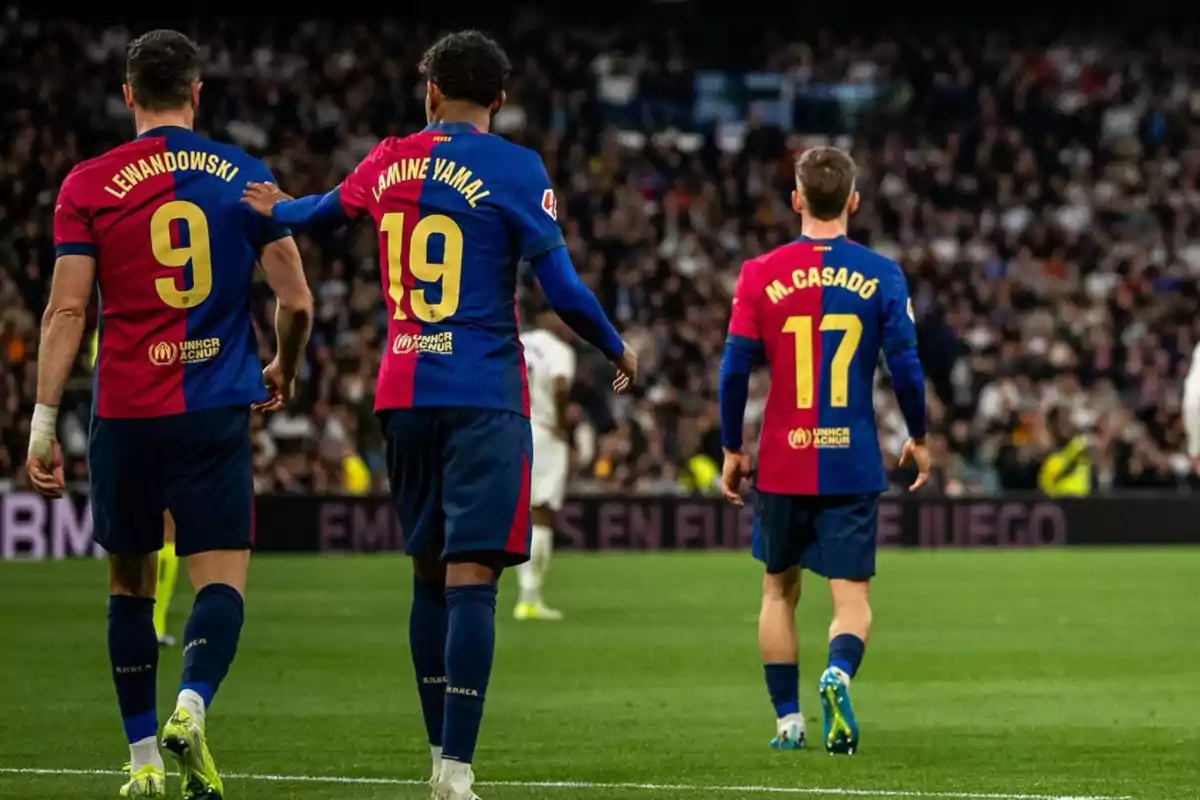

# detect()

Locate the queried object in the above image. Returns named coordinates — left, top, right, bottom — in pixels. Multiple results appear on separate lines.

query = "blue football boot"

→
left=768, top=714, right=807, bottom=750
left=819, top=667, right=859, bottom=755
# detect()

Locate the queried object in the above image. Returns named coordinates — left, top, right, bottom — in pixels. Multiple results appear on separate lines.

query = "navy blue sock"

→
left=410, top=578, right=448, bottom=748
left=828, top=634, right=866, bottom=678
left=108, top=595, right=159, bottom=743
left=180, top=583, right=245, bottom=707
left=441, top=584, right=497, bottom=764
left=764, top=663, right=800, bottom=718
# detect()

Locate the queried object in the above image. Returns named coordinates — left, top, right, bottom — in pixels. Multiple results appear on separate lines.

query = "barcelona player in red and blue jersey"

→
left=27, top=31, right=313, bottom=799
left=719, top=147, right=931, bottom=756
left=243, top=31, right=635, bottom=800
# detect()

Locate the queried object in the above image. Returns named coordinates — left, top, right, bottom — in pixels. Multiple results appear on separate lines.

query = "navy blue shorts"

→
left=752, top=492, right=879, bottom=580
left=89, top=406, right=254, bottom=558
left=383, top=407, right=532, bottom=567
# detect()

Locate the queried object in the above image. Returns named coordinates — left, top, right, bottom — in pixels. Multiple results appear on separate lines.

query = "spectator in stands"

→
left=1037, top=408, right=1092, bottom=497
left=3, top=13, right=1200, bottom=497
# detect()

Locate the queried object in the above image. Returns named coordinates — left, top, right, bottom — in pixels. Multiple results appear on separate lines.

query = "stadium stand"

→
left=1, top=13, right=1198, bottom=496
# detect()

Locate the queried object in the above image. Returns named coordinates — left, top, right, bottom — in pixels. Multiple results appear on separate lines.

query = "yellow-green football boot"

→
left=118, top=763, right=166, bottom=798
left=161, top=706, right=224, bottom=799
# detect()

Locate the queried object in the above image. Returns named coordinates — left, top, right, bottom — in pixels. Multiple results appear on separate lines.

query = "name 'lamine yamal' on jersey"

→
left=335, top=122, right=568, bottom=416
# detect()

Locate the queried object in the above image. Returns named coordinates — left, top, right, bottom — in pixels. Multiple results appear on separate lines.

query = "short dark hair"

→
left=126, top=30, right=200, bottom=111
left=795, top=147, right=857, bottom=221
left=419, top=30, right=511, bottom=108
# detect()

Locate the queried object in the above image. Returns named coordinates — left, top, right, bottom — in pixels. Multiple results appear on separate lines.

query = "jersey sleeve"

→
left=338, top=142, right=386, bottom=219
left=53, top=170, right=96, bottom=258
left=246, top=160, right=292, bottom=246
left=501, top=150, right=567, bottom=262
left=727, top=261, right=762, bottom=342
left=880, top=262, right=918, bottom=354
left=880, top=260, right=926, bottom=438
left=720, top=261, right=764, bottom=451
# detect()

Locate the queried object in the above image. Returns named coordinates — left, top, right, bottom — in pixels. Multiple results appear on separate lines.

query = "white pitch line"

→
left=0, top=767, right=1131, bottom=800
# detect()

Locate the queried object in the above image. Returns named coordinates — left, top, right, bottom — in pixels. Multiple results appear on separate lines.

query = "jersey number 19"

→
left=381, top=212, right=464, bottom=323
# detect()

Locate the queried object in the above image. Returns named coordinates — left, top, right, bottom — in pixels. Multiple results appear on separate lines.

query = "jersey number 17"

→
left=782, top=314, right=863, bottom=409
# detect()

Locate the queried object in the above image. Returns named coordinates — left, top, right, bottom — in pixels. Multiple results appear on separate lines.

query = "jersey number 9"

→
left=150, top=200, right=213, bottom=309
left=381, top=212, right=463, bottom=323
left=782, top=314, right=863, bottom=409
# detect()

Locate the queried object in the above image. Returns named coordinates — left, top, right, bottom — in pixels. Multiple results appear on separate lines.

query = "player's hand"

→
left=26, top=439, right=65, bottom=498
left=612, top=341, right=638, bottom=393
left=242, top=182, right=292, bottom=217
left=254, top=359, right=296, bottom=413
left=899, top=437, right=932, bottom=491
left=721, top=448, right=751, bottom=506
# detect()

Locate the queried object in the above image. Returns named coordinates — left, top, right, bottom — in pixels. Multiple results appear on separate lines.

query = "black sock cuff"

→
left=445, top=583, right=498, bottom=596
left=444, top=583, right=498, bottom=607
left=109, top=595, right=155, bottom=616
left=195, top=583, right=245, bottom=620
left=830, top=633, right=865, bottom=650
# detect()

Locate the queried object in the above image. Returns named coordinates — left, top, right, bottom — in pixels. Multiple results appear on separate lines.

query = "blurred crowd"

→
left=2, top=12, right=1199, bottom=496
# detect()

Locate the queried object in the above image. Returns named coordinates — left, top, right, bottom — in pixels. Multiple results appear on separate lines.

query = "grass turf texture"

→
left=0, top=550, right=1196, bottom=800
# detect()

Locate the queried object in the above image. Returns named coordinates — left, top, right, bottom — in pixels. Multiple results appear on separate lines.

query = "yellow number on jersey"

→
left=782, top=314, right=863, bottom=409
left=380, top=212, right=464, bottom=323
left=150, top=200, right=212, bottom=309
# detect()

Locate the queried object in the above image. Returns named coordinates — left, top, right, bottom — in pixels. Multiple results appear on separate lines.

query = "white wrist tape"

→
left=31, top=403, right=59, bottom=440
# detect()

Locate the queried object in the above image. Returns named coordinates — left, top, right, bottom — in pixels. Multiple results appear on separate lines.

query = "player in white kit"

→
left=515, top=311, right=576, bottom=621
left=1183, top=341, right=1200, bottom=473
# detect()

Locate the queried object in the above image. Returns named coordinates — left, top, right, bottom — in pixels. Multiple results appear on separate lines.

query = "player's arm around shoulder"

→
left=243, top=139, right=395, bottom=227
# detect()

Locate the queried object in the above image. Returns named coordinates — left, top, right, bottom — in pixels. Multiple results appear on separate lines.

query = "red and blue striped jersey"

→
left=53, top=126, right=289, bottom=419
left=728, top=236, right=918, bottom=495
left=335, top=122, right=564, bottom=416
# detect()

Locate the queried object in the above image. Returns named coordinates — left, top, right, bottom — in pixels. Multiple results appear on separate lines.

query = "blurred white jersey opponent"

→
left=1183, top=341, right=1200, bottom=472
left=516, top=312, right=577, bottom=621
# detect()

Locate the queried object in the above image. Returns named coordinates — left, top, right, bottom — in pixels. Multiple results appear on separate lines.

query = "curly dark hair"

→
left=126, top=29, right=200, bottom=111
left=418, top=30, right=511, bottom=108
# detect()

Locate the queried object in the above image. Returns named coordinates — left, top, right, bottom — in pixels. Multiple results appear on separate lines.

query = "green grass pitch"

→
left=1, top=549, right=1197, bottom=799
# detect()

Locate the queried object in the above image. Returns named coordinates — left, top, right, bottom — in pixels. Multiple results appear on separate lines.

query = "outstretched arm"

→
left=244, top=185, right=349, bottom=230
left=244, top=144, right=379, bottom=229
